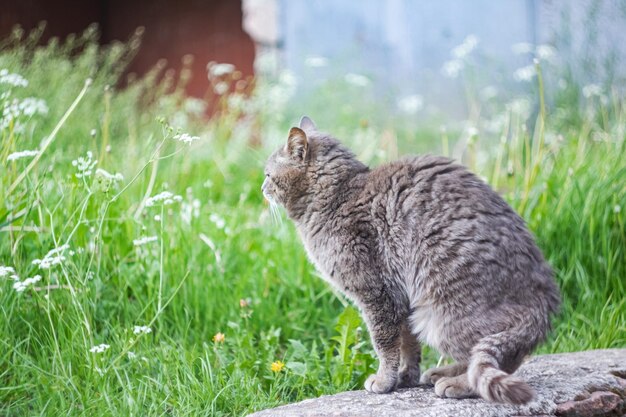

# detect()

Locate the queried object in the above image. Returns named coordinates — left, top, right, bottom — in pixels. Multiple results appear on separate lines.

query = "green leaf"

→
left=286, top=361, right=307, bottom=377
left=331, top=305, right=362, bottom=364
left=288, top=339, right=308, bottom=360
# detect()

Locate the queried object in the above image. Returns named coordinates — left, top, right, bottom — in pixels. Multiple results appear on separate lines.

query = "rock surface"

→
left=248, top=349, right=626, bottom=417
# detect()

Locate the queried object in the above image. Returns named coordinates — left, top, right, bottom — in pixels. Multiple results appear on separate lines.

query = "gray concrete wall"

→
left=267, top=0, right=626, bottom=117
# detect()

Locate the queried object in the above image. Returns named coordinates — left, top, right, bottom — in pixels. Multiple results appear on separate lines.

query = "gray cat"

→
left=262, top=117, right=560, bottom=404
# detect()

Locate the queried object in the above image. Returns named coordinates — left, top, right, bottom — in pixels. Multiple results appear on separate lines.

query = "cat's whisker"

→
left=269, top=201, right=283, bottom=225
left=268, top=203, right=275, bottom=223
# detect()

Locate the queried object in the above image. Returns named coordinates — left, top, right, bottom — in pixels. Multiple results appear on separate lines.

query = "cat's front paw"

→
left=364, top=372, right=397, bottom=394
left=397, top=365, right=421, bottom=388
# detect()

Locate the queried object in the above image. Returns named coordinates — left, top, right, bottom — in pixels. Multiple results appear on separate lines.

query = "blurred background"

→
left=3, top=0, right=625, bottom=118
left=1, top=1, right=625, bottom=416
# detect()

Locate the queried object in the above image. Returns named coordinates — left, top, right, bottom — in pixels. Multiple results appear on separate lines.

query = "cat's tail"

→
left=467, top=325, right=539, bottom=404
left=469, top=269, right=558, bottom=404
left=467, top=350, right=534, bottom=404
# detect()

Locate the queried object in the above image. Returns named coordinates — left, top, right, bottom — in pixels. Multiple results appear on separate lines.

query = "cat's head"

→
left=262, top=116, right=366, bottom=218
left=262, top=116, right=318, bottom=209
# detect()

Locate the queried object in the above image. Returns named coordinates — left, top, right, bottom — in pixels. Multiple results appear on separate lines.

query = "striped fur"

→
left=264, top=117, right=561, bottom=403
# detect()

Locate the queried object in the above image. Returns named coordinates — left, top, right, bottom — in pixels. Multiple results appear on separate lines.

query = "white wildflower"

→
left=304, top=55, right=329, bottom=68
left=213, top=81, right=229, bottom=95
left=536, top=44, right=556, bottom=61
left=0, top=266, right=16, bottom=278
left=72, top=151, right=97, bottom=178
left=32, top=244, right=70, bottom=269
left=452, top=35, right=479, bottom=59
left=145, top=191, right=183, bottom=207
left=226, top=93, right=248, bottom=112
left=279, top=70, right=297, bottom=88
left=90, top=128, right=97, bottom=137
left=507, top=161, right=515, bottom=176
left=208, top=62, right=235, bottom=78
left=173, top=133, right=200, bottom=145
left=181, top=199, right=201, bottom=224
left=485, top=113, right=507, bottom=133
left=18, top=98, right=48, bottom=117
left=262, top=70, right=298, bottom=110
left=466, top=126, right=479, bottom=137
left=170, top=111, right=189, bottom=130
left=12, top=275, right=41, bottom=292
left=442, top=59, right=463, bottom=78
left=89, top=344, right=110, bottom=354
left=344, top=73, right=370, bottom=87
left=154, top=215, right=161, bottom=221
left=0, top=97, right=48, bottom=130
left=582, top=84, right=603, bottom=98
left=133, top=325, right=152, bottom=335
left=133, top=236, right=158, bottom=246
left=95, top=168, right=123, bottom=182
left=614, top=205, right=621, bottom=214
left=513, top=65, right=536, bottom=82
left=209, top=213, right=226, bottom=229
left=7, top=150, right=38, bottom=161
left=507, top=98, right=531, bottom=116
left=184, top=98, right=207, bottom=116
left=0, top=69, right=28, bottom=87
left=127, top=351, right=137, bottom=359
left=397, top=95, right=424, bottom=115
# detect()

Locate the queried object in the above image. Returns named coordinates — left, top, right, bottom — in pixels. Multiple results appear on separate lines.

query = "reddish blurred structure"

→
left=0, top=0, right=256, bottom=97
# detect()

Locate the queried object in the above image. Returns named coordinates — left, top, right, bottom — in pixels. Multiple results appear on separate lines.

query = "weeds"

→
left=0, top=27, right=624, bottom=416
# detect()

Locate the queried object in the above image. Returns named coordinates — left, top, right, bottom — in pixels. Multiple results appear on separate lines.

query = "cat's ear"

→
left=287, top=127, right=308, bottom=161
left=299, top=116, right=317, bottom=132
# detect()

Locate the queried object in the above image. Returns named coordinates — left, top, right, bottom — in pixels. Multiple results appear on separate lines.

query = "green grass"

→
left=1, top=29, right=625, bottom=416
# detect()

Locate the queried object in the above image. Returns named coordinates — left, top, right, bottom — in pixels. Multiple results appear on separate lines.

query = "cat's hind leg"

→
left=434, top=373, right=477, bottom=399
left=397, top=323, right=421, bottom=388
left=420, top=362, right=467, bottom=385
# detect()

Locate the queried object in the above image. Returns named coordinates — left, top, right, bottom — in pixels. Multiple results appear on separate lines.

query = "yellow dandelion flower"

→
left=213, top=332, right=225, bottom=343
left=271, top=360, right=285, bottom=373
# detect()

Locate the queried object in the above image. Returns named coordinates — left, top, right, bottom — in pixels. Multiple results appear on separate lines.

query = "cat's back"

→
left=363, top=154, right=507, bottom=222
left=360, top=154, right=553, bottom=293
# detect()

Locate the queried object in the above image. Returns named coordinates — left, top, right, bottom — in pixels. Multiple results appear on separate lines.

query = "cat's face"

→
left=262, top=116, right=363, bottom=216
left=262, top=125, right=310, bottom=207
